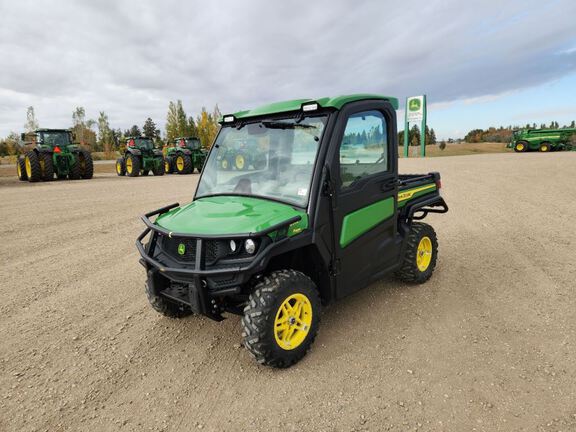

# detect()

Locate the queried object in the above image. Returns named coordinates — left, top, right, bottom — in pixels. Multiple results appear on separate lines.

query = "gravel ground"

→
left=1, top=152, right=575, bottom=432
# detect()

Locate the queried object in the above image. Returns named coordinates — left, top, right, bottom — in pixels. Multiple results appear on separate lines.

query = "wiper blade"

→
left=260, top=120, right=315, bottom=130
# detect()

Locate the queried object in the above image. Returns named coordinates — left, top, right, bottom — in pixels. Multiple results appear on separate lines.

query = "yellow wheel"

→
left=221, top=158, right=229, bottom=170
left=242, top=270, right=321, bottom=368
left=176, top=156, right=184, bottom=171
left=125, top=154, right=140, bottom=177
left=416, top=236, right=433, bottom=272
left=395, top=222, right=437, bottom=283
left=514, top=142, right=527, bottom=153
left=235, top=154, right=245, bottom=170
left=539, top=142, right=550, bottom=152
left=25, top=156, right=32, bottom=178
left=126, top=157, right=133, bottom=174
left=164, top=160, right=170, bottom=173
left=274, top=293, right=313, bottom=350
left=116, top=158, right=125, bottom=176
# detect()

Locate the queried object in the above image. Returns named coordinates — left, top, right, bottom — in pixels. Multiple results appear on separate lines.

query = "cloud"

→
left=0, top=0, right=575, bottom=136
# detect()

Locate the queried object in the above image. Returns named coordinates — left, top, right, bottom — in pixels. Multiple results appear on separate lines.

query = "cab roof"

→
left=227, top=94, right=399, bottom=122
left=35, top=128, right=70, bottom=133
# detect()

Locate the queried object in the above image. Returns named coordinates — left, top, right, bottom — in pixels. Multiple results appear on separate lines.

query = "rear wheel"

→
left=40, top=152, right=54, bottom=181
left=24, top=151, right=42, bottom=182
left=116, top=158, right=126, bottom=176
left=242, top=270, right=321, bottom=368
left=68, top=157, right=81, bottom=180
left=78, top=149, right=94, bottom=179
left=126, top=154, right=140, bottom=177
left=235, top=153, right=247, bottom=170
left=17, top=157, right=28, bottom=181
left=395, top=222, right=438, bottom=284
left=539, top=142, right=551, bottom=152
left=514, top=141, right=528, bottom=152
left=146, top=271, right=192, bottom=318
left=175, top=154, right=192, bottom=174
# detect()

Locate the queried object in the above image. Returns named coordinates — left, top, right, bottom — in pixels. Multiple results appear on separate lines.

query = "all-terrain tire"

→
left=116, top=158, right=126, bottom=176
left=153, top=158, right=165, bottom=176
left=126, top=154, right=141, bottom=177
left=395, top=222, right=438, bottom=284
left=241, top=269, right=321, bottom=368
left=234, top=153, right=248, bottom=171
left=176, top=154, right=192, bottom=174
left=514, top=141, right=528, bottom=153
left=39, top=152, right=54, bottom=181
left=78, top=148, right=94, bottom=179
left=164, top=157, right=174, bottom=174
left=538, top=142, right=551, bottom=152
left=25, top=151, right=42, bottom=182
left=17, top=157, right=28, bottom=181
left=145, top=271, right=192, bottom=318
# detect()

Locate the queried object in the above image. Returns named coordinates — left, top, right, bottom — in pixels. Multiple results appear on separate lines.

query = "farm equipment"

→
left=509, top=128, right=576, bottom=152
left=164, top=137, right=206, bottom=174
left=116, top=137, right=164, bottom=177
left=137, top=94, right=448, bottom=368
left=17, top=129, right=93, bottom=182
left=218, top=138, right=267, bottom=171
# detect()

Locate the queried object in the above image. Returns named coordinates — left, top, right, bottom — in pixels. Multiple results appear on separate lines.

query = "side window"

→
left=339, top=110, right=388, bottom=188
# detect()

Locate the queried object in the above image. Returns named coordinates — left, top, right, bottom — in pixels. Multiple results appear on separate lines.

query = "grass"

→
left=400, top=142, right=510, bottom=158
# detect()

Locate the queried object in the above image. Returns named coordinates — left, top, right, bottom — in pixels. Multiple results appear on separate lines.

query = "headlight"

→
left=245, top=239, right=256, bottom=254
left=229, top=240, right=237, bottom=253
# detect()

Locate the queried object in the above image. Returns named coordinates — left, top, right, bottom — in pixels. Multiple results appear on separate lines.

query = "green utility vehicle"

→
left=509, top=128, right=576, bottom=152
left=164, top=137, right=206, bottom=174
left=137, top=94, right=448, bottom=368
left=17, top=129, right=93, bottom=182
left=218, top=138, right=267, bottom=171
left=116, top=137, right=164, bottom=177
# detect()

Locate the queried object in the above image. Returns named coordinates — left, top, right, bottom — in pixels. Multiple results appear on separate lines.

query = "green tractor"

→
left=218, top=138, right=267, bottom=171
left=17, top=129, right=93, bottom=182
left=116, top=137, right=164, bottom=177
left=164, top=137, right=207, bottom=174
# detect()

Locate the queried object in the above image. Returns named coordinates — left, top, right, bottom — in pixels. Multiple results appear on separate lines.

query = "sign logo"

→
left=177, top=243, right=186, bottom=255
left=409, top=98, right=421, bottom=111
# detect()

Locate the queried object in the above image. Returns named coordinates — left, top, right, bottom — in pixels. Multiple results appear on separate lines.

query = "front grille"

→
left=162, top=236, right=197, bottom=262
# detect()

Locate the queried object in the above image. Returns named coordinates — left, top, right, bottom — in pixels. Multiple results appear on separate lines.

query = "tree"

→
left=71, top=107, right=96, bottom=148
left=165, top=100, right=189, bottom=141
left=128, top=125, right=141, bottom=136
left=24, top=106, right=39, bottom=132
left=439, top=140, right=447, bottom=150
left=143, top=117, right=157, bottom=138
left=97, top=111, right=114, bottom=156
left=195, top=105, right=220, bottom=149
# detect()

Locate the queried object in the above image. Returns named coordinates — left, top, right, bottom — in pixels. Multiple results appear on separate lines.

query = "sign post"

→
left=403, top=95, right=427, bottom=157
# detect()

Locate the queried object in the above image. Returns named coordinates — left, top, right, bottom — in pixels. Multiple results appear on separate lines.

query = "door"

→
left=329, top=102, right=399, bottom=298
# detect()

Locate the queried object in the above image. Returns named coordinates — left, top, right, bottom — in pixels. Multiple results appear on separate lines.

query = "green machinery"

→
left=137, top=94, right=448, bottom=368
left=164, top=137, right=206, bottom=174
left=17, top=129, right=93, bottom=182
left=509, top=128, right=576, bottom=152
left=218, top=138, right=267, bottom=171
left=116, top=137, right=164, bottom=177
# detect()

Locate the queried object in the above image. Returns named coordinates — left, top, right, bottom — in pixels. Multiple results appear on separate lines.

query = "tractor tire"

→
left=153, top=158, right=165, bottom=176
left=241, top=269, right=321, bottom=368
left=17, top=157, right=28, bottom=181
left=69, top=157, right=82, bottom=180
left=116, top=158, right=126, bottom=176
left=395, top=222, right=438, bottom=284
left=220, top=156, right=231, bottom=171
left=145, top=271, right=192, bottom=318
left=539, top=142, right=551, bottom=153
left=78, top=149, right=94, bottom=179
left=126, top=154, right=141, bottom=177
left=164, top=157, right=174, bottom=174
left=175, top=154, right=192, bottom=174
left=40, top=152, right=54, bottom=181
left=253, top=156, right=266, bottom=170
left=24, top=151, right=42, bottom=182
left=514, top=141, right=528, bottom=153
left=234, top=153, right=247, bottom=170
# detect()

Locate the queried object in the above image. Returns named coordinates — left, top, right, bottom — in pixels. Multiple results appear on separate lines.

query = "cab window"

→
left=339, top=110, right=388, bottom=188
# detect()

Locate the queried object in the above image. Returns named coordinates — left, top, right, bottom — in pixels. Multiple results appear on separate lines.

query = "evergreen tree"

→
left=143, top=117, right=157, bottom=138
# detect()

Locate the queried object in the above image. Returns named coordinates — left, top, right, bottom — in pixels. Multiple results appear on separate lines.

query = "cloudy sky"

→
left=1, top=0, right=575, bottom=139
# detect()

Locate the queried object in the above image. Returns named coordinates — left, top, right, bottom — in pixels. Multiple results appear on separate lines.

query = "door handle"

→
left=381, top=180, right=398, bottom=191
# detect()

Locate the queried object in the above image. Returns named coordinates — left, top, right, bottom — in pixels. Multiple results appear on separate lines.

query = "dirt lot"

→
left=1, top=153, right=575, bottom=432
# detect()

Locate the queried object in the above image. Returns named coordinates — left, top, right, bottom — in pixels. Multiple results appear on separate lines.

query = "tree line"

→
left=0, top=102, right=222, bottom=157
left=464, top=120, right=576, bottom=143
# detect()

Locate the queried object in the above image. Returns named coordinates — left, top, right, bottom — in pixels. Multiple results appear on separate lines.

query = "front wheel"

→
left=17, top=157, right=28, bottom=181
left=164, top=157, right=174, bottom=174
left=242, top=270, right=321, bottom=368
left=539, top=142, right=551, bottom=152
left=116, top=158, right=126, bottom=176
left=514, top=141, right=528, bottom=153
left=395, top=222, right=438, bottom=284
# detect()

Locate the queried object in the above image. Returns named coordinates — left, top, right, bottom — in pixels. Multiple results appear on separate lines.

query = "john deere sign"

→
left=404, top=95, right=427, bottom=157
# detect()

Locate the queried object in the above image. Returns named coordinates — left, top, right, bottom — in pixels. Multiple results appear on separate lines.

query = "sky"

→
left=0, top=0, right=575, bottom=139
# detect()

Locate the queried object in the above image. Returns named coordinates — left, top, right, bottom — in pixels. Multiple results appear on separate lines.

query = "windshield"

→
left=196, top=115, right=327, bottom=207
left=134, top=138, right=154, bottom=150
left=41, top=131, right=71, bottom=146
left=184, top=138, right=200, bottom=149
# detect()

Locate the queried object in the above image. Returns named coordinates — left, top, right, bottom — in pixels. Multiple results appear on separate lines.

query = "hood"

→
left=155, top=195, right=308, bottom=236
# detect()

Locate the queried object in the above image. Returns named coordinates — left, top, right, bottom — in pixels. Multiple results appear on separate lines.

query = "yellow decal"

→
left=398, top=184, right=435, bottom=202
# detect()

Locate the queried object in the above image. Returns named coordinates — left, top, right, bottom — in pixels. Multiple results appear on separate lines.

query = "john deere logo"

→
left=409, top=98, right=421, bottom=112
left=177, top=243, right=186, bottom=255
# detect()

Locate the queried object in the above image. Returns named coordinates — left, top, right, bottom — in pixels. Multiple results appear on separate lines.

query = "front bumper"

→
left=136, top=203, right=300, bottom=319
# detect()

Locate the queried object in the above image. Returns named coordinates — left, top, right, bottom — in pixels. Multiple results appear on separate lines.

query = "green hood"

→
left=155, top=196, right=308, bottom=236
